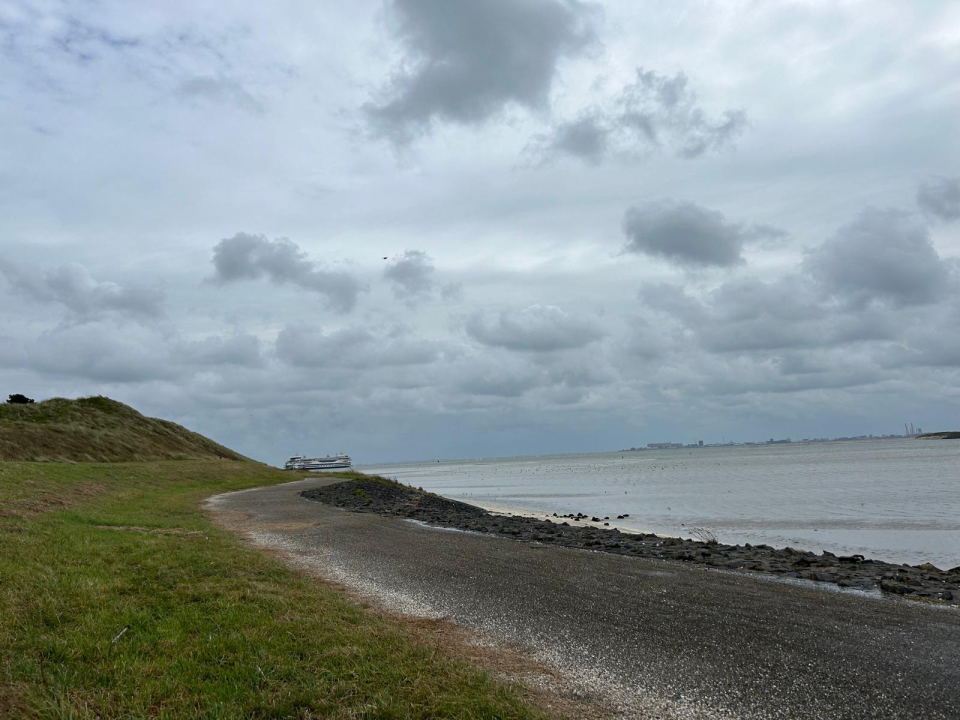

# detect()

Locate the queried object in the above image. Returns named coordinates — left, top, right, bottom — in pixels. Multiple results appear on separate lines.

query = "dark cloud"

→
left=383, top=249, right=436, bottom=300
left=465, top=304, right=604, bottom=351
left=535, top=113, right=608, bottom=164
left=0, top=259, right=164, bottom=320
left=622, top=201, right=781, bottom=268
left=916, top=176, right=960, bottom=222
left=275, top=324, right=442, bottom=368
left=177, top=76, right=264, bottom=114
left=364, top=0, right=598, bottom=144
left=804, top=208, right=950, bottom=307
left=210, top=233, right=365, bottom=312
left=529, top=67, right=748, bottom=165
left=633, top=201, right=960, bottom=366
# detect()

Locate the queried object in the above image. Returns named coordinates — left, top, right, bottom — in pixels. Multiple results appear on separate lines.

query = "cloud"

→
left=537, top=113, right=608, bottom=164
left=528, top=67, right=748, bottom=165
left=455, top=361, right=540, bottom=397
left=176, top=76, right=264, bottom=114
left=638, top=273, right=905, bottom=357
left=181, top=332, right=263, bottom=367
left=440, top=282, right=464, bottom=301
left=275, top=324, right=442, bottom=368
left=210, top=233, right=365, bottom=312
left=383, top=249, right=436, bottom=300
left=916, top=176, right=960, bottom=222
left=622, top=200, right=781, bottom=268
left=0, top=259, right=164, bottom=320
left=17, top=321, right=177, bottom=383
left=618, top=68, right=748, bottom=159
left=804, top=208, right=950, bottom=307
left=364, top=0, right=598, bottom=144
left=465, top=304, right=604, bottom=351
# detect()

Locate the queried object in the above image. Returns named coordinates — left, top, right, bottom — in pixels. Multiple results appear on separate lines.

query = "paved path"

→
left=208, top=476, right=960, bottom=720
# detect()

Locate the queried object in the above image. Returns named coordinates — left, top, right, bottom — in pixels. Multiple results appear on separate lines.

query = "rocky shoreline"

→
left=300, top=478, right=960, bottom=605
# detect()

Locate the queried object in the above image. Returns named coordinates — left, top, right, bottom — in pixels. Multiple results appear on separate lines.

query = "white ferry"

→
left=284, top=453, right=352, bottom=471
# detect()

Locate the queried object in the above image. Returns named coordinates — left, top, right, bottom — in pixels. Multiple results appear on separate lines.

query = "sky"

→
left=2, top=0, right=959, bottom=465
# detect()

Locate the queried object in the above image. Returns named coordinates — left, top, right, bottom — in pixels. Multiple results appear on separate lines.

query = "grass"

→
left=688, top=527, right=719, bottom=545
left=0, top=397, right=246, bottom=462
left=0, top=460, right=548, bottom=719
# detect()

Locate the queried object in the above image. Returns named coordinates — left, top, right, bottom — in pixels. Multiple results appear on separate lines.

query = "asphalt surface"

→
left=208, top=476, right=960, bottom=720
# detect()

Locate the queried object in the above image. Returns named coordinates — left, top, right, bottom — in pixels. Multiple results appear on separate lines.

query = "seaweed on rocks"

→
left=300, top=478, right=960, bottom=606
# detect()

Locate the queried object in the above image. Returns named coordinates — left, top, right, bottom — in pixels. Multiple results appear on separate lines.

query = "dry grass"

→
left=0, top=396, right=246, bottom=462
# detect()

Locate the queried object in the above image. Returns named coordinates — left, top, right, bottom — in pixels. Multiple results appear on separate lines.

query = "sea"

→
left=361, top=439, right=960, bottom=569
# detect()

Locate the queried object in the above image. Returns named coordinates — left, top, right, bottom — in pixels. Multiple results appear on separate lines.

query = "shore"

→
left=301, top=476, right=960, bottom=605
left=221, top=474, right=960, bottom=719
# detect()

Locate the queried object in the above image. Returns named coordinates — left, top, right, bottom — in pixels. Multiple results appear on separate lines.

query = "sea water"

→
left=362, top=439, right=960, bottom=568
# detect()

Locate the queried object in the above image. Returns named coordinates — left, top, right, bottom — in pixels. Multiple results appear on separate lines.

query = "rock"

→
left=880, top=581, right=914, bottom=595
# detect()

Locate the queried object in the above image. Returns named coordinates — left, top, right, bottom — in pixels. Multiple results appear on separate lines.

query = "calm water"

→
left=363, top=439, right=960, bottom=568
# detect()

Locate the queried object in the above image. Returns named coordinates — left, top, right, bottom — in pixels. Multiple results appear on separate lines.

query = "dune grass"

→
left=0, top=461, right=546, bottom=719
left=0, top=397, right=246, bottom=462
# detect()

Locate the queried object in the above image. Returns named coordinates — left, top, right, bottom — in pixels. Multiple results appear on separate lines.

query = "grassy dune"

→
left=0, top=461, right=545, bottom=719
left=0, top=397, right=246, bottom=462
left=0, top=398, right=545, bottom=719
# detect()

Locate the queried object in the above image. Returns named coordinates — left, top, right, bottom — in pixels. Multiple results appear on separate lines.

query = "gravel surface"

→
left=210, top=476, right=960, bottom=720
left=303, top=478, right=960, bottom=604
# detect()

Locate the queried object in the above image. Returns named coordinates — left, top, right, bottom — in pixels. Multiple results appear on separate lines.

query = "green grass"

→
left=0, top=397, right=246, bottom=462
left=0, top=461, right=547, bottom=719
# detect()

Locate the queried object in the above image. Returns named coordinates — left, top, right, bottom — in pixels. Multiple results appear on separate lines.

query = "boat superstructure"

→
left=284, top=453, right=352, bottom=471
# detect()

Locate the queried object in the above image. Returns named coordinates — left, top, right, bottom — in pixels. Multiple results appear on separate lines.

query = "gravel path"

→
left=208, top=476, right=960, bottom=720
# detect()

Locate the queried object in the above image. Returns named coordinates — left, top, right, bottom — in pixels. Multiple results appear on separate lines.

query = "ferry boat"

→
left=284, top=453, right=352, bottom=471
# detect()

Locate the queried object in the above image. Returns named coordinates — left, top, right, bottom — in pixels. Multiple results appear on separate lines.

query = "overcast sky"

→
left=2, top=0, right=959, bottom=464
